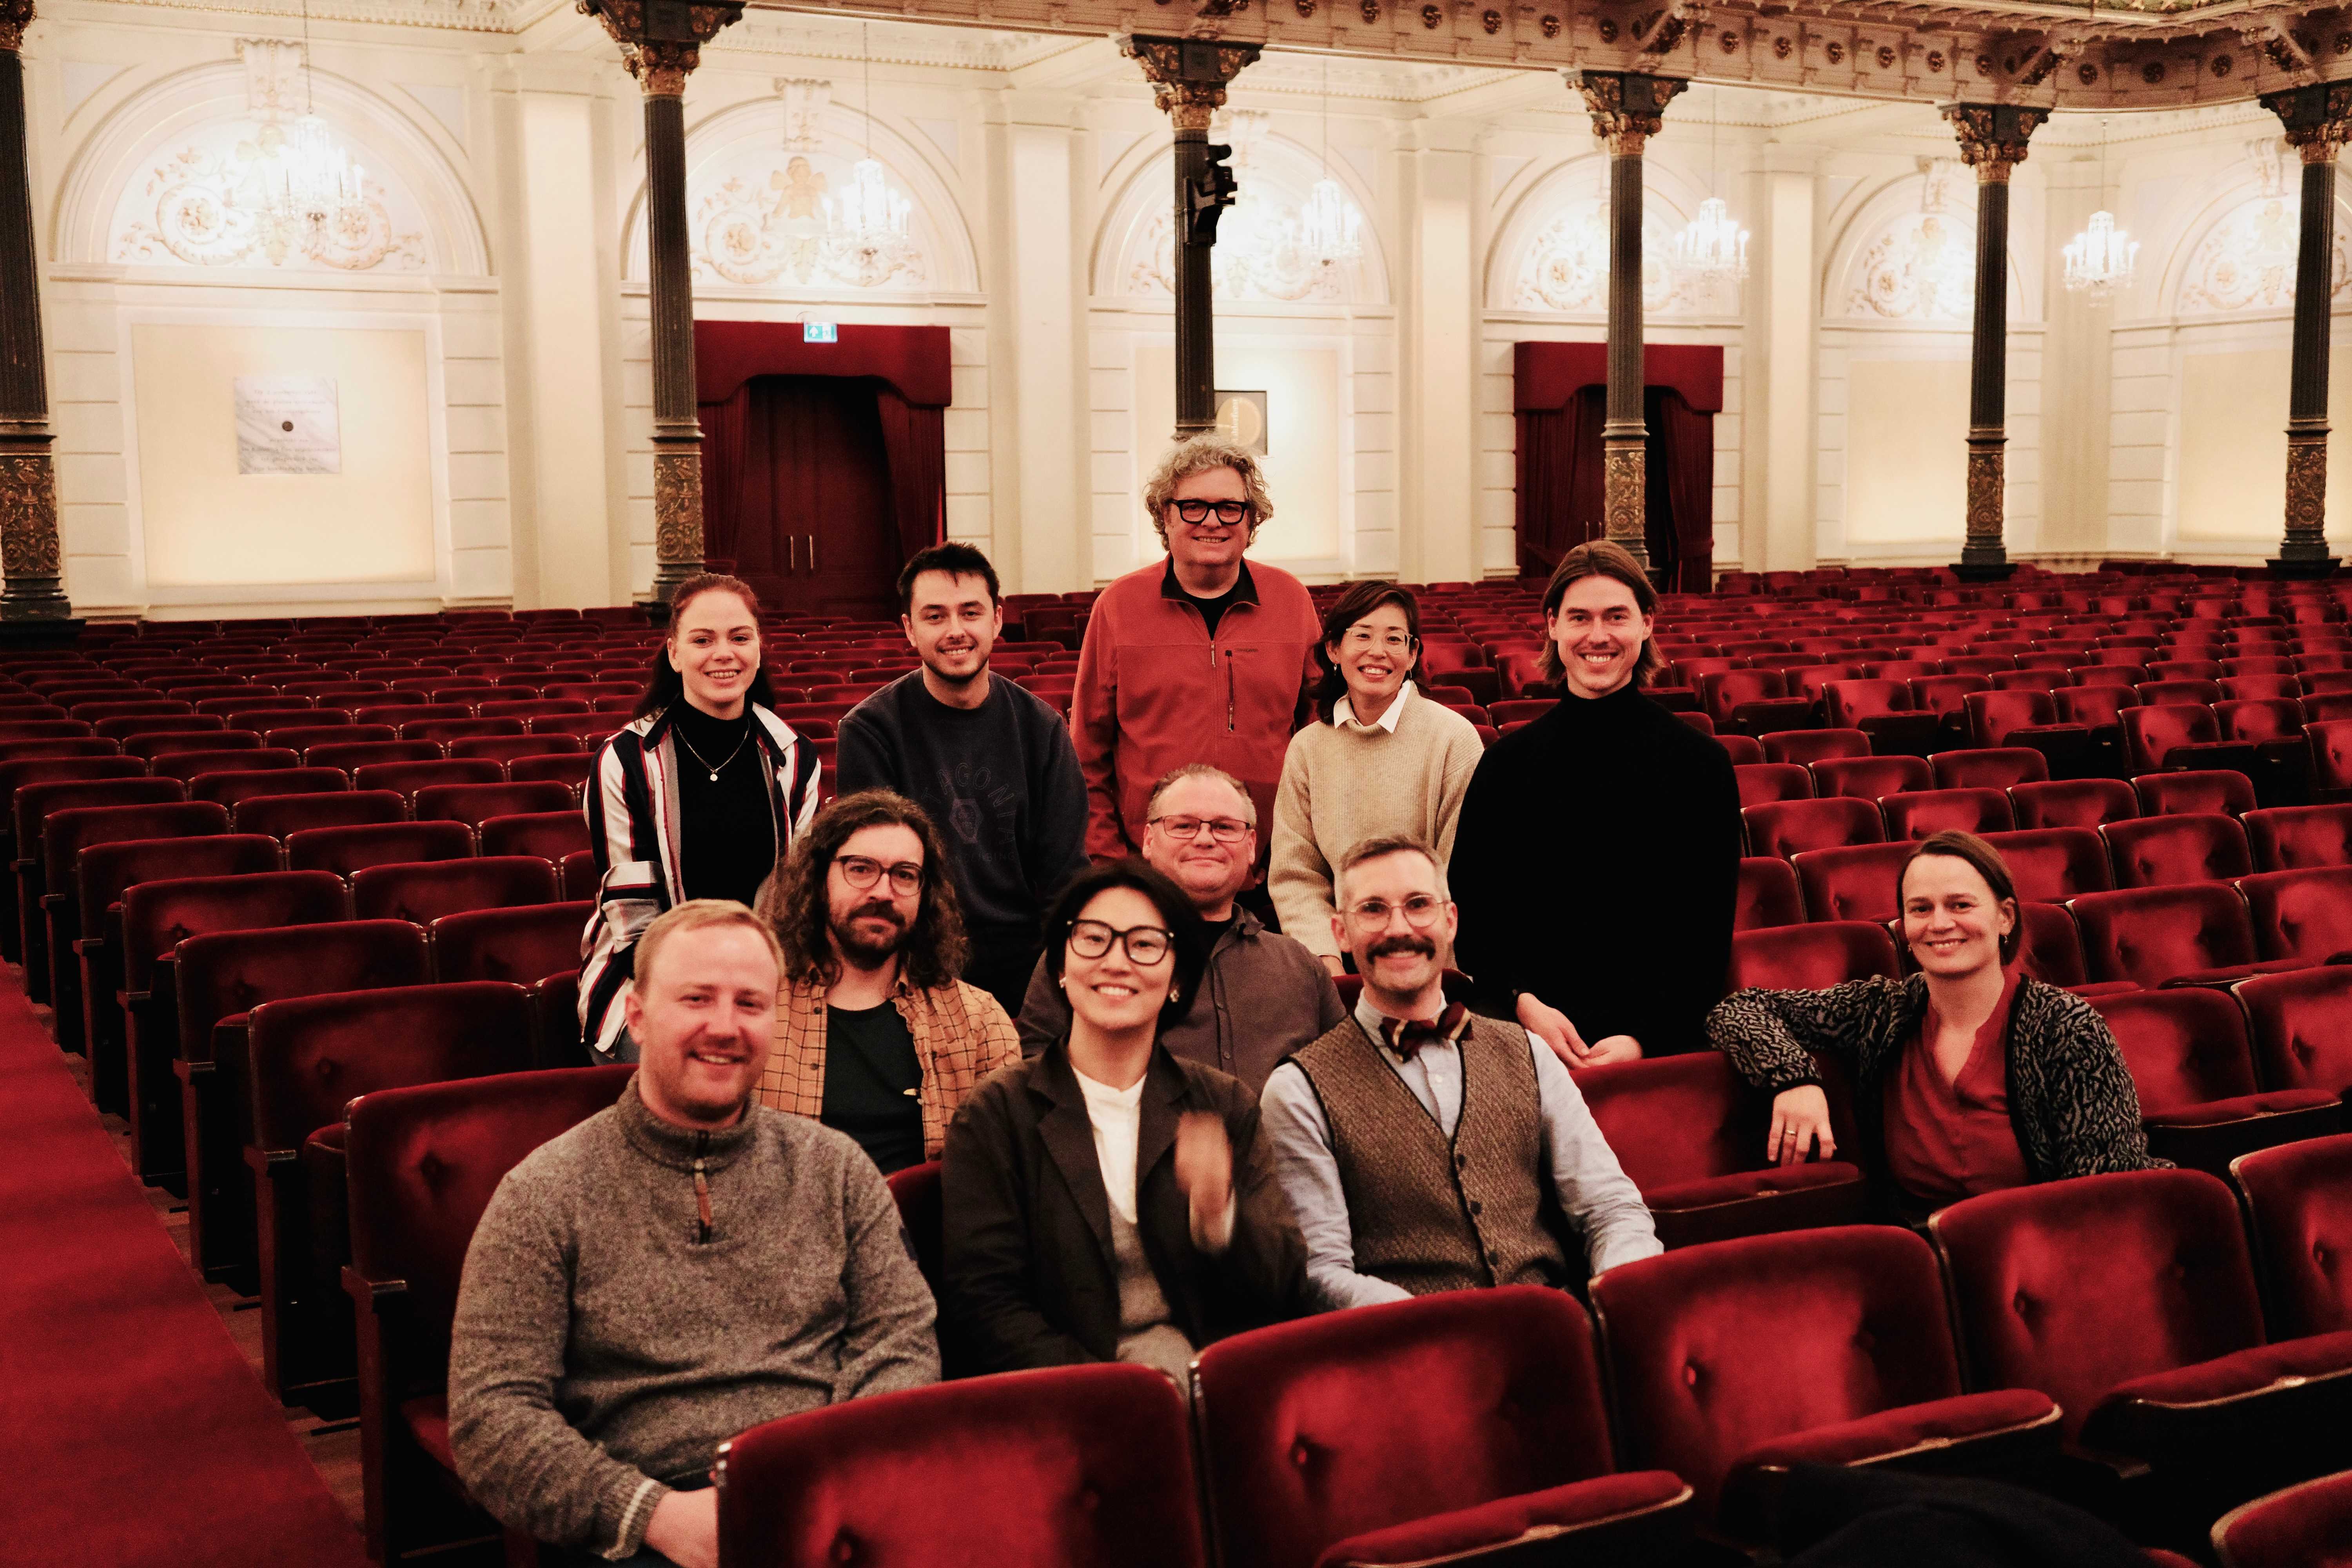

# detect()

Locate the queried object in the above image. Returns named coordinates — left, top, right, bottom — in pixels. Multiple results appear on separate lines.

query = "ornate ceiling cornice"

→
left=746, top=0, right=2345, bottom=113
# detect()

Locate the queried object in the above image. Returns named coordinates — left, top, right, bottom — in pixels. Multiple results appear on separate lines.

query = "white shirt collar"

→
left=1333, top=679, right=1414, bottom=734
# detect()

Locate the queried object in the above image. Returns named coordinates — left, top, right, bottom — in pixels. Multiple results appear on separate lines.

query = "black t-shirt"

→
left=670, top=702, right=776, bottom=909
left=1186, top=581, right=1245, bottom=639
left=821, top=1001, right=925, bottom=1174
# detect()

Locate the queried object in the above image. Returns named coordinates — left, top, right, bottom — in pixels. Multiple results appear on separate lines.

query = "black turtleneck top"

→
left=1448, top=681, right=1741, bottom=1056
left=670, top=701, right=777, bottom=910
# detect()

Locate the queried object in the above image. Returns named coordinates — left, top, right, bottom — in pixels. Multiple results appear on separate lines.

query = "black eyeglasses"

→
left=1169, top=499, right=1253, bottom=526
left=835, top=855, right=923, bottom=895
left=1067, top=919, right=1173, bottom=965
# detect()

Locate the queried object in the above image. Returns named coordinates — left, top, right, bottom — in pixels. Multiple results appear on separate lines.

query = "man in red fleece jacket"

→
left=1072, top=434, right=1321, bottom=869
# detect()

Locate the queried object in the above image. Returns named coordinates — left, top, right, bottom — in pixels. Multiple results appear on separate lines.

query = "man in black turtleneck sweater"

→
left=1450, top=543, right=1740, bottom=1062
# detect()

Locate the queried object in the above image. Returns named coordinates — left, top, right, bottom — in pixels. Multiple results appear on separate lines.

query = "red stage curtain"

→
left=699, top=385, right=750, bottom=572
left=1656, top=390, right=1715, bottom=594
left=873, top=389, right=946, bottom=561
left=1514, top=387, right=1605, bottom=574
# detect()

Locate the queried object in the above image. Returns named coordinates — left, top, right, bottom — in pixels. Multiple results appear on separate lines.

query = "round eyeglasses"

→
left=1066, top=919, right=1173, bottom=965
left=835, top=855, right=923, bottom=896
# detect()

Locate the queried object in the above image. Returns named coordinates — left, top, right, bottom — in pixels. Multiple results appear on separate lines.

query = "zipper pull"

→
left=693, top=1146, right=713, bottom=1244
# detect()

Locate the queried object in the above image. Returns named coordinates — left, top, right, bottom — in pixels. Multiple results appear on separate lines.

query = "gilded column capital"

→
left=1942, top=103, right=2047, bottom=182
left=1568, top=69, right=1686, bottom=156
left=0, top=0, right=32, bottom=52
left=1118, top=35, right=1261, bottom=132
left=577, top=0, right=744, bottom=96
left=2262, top=82, right=2352, bottom=165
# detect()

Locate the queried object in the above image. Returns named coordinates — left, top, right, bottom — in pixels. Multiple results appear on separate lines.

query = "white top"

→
left=1332, top=679, right=1414, bottom=733
left=1073, top=1066, right=1148, bottom=1225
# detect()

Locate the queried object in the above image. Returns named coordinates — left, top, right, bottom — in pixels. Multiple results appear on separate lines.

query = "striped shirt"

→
left=579, top=702, right=822, bottom=1062
left=758, top=973, right=1022, bottom=1162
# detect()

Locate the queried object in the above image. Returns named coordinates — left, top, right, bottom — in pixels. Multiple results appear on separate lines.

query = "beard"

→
left=832, top=902, right=910, bottom=971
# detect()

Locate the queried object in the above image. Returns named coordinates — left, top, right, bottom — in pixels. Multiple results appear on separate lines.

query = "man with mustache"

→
left=1259, top=835, right=1660, bottom=1310
left=838, top=544, right=1089, bottom=1017
left=751, top=790, right=1021, bottom=1175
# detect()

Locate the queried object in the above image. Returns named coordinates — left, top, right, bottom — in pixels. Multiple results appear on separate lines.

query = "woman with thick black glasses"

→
left=940, top=858, right=1307, bottom=1387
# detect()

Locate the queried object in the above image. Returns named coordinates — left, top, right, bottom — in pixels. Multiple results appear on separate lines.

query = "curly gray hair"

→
left=1141, top=433, right=1275, bottom=546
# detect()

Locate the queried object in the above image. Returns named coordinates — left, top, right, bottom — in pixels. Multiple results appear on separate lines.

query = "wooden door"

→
left=737, top=376, right=904, bottom=619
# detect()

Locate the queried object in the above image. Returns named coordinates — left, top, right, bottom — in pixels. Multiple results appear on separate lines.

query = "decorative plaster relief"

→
left=687, top=147, right=930, bottom=289
left=2175, top=189, right=2352, bottom=314
left=108, top=116, right=426, bottom=272
left=1507, top=195, right=1720, bottom=316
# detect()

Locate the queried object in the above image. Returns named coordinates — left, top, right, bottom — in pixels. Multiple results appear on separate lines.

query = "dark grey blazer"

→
left=939, top=1041, right=1307, bottom=1374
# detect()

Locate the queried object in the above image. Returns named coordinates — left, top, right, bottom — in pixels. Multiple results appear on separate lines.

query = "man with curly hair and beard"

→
left=753, top=789, right=1023, bottom=1175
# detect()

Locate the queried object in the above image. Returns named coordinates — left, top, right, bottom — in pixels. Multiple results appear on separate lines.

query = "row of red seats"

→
left=341, top=1053, right=2352, bottom=1563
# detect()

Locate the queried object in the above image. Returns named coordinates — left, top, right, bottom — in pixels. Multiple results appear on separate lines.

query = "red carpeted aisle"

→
left=0, top=964, right=367, bottom=1568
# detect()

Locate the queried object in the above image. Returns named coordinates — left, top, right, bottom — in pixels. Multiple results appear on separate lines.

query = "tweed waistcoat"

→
left=1290, top=1013, right=1566, bottom=1296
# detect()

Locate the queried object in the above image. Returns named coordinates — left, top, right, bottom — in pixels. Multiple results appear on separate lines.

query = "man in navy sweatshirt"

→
left=838, top=544, right=1089, bottom=1015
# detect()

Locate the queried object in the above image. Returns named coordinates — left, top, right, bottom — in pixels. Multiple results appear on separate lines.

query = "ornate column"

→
left=1119, top=36, right=1259, bottom=438
left=2261, top=82, right=2352, bottom=578
left=1942, top=103, right=2046, bottom=581
left=1571, top=70, right=1685, bottom=574
left=581, top=0, right=744, bottom=606
left=0, top=0, right=71, bottom=626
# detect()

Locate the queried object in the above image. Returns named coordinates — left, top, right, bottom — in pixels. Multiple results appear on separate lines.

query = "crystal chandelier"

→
left=2063, top=208, right=2139, bottom=299
left=1671, top=196, right=1748, bottom=283
left=1671, top=91, right=1748, bottom=287
left=823, top=25, right=917, bottom=283
left=1294, top=61, right=1362, bottom=274
left=2062, top=115, right=2138, bottom=304
left=261, top=0, right=369, bottom=241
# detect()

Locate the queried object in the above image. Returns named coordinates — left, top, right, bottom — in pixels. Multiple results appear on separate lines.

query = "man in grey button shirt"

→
left=1259, top=835, right=1660, bottom=1311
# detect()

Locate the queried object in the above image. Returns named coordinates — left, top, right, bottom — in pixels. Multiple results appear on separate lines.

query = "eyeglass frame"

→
left=1341, top=893, right=1450, bottom=930
left=1147, top=813, right=1256, bottom=845
left=1063, top=918, right=1176, bottom=966
left=831, top=853, right=926, bottom=897
left=1164, top=498, right=1256, bottom=527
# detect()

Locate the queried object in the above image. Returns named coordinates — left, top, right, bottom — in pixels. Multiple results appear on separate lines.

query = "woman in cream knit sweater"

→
left=1269, top=581, right=1486, bottom=974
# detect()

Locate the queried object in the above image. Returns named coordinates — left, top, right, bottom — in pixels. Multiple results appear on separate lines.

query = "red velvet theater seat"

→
left=351, top=855, right=561, bottom=926
left=1728, top=922, right=1901, bottom=992
left=232, top=787, right=407, bottom=840
left=1822, top=680, right=1940, bottom=755
left=285, top=820, right=476, bottom=878
left=1736, top=763, right=1814, bottom=809
left=410, top=780, right=577, bottom=831
left=508, top=751, right=595, bottom=792
left=886, top=1158, right=942, bottom=1296
left=1573, top=1053, right=1866, bottom=1249
left=1980, top=827, right=2112, bottom=903
left=719, top=1365, right=1213, bottom=1568
left=175, top=920, right=431, bottom=1285
left=2069, top=884, right=2259, bottom=989
left=343, top=1064, right=634, bottom=1562
left=309, top=740, right=442, bottom=774
left=2238, top=967, right=2352, bottom=1098
left=1744, top=798, right=1884, bottom=860
left=2240, top=866, right=2352, bottom=969
left=2015, top=902, right=2114, bottom=991
left=116, top=870, right=351, bottom=1187
left=1185, top=1288, right=1690, bottom=1568
left=2232, top=1134, right=2352, bottom=1341
left=1792, top=842, right=1913, bottom=925
left=350, top=758, right=505, bottom=800
left=2138, top=769, right=2259, bottom=819
left=427, top=900, right=592, bottom=986
left=1930, top=748, right=2050, bottom=791
left=2245, top=804, right=2352, bottom=873
left=151, top=746, right=299, bottom=784
left=189, top=766, right=348, bottom=809
left=2123, top=703, right=2253, bottom=777
left=2102, top=813, right=2254, bottom=889
left=2087, top=988, right=2340, bottom=1175
left=1880, top=787, right=2014, bottom=841
left=1590, top=1226, right=2059, bottom=1539
left=243, top=981, right=535, bottom=1405
left=475, top=811, right=592, bottom=865
left=1735, top=856, right=1803, bottom=931
left=1762, top=728, right=1869, bottom=766
left=1809, top=755, right=1932, bottom=802
left=1929, top=1170, right=2352, bottom=1494
left=2210, top=1470, right=2352, bottom=1568
left=40, top=800, right=232, bottom=1054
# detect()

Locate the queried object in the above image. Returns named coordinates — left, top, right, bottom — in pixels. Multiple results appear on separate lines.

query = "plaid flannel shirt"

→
left=756, top=973, right=1023, bottom=1161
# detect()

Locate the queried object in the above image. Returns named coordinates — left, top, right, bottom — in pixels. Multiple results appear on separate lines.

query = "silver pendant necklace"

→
left=676, top=720, right=750, bottom=783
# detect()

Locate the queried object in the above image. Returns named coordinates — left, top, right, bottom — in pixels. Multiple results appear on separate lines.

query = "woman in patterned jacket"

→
left=1709, top=829, right=2163, bottom=1219
left=579, top=574, right=822, bottom=1063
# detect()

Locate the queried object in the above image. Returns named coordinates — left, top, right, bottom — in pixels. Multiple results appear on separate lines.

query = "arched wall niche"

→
left=2151, top=151, right=2352, bottom=317
left=1483, top=152, right=1736, bottom=319
left=622, top=97, right=982, bottom=298
left=54, top=57, right=491, bottom=276
left=1091, top=113, right=1391, bottom=307
left=1820, top=163, right=2029, bottom=324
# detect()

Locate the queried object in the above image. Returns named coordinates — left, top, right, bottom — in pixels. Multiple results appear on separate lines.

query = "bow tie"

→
left=1380, top=1003, right=1469, bottom=1062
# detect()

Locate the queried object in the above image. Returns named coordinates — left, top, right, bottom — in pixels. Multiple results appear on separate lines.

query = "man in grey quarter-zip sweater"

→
left=450, top=901, right=938, bottom=1568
